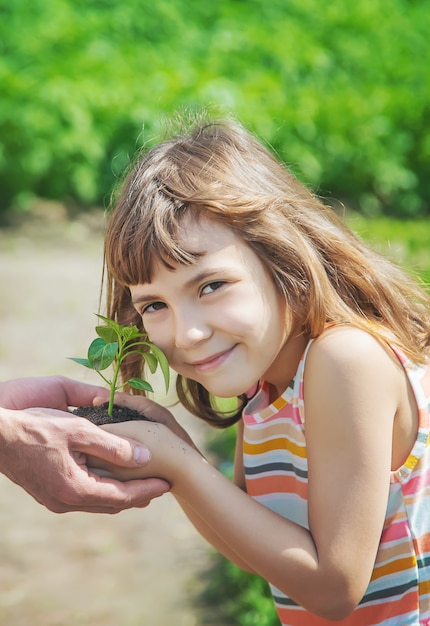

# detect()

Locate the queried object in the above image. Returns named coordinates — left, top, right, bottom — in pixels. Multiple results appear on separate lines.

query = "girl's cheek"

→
left=145, top=325, right=171, bottom=353
left=166, top=359, right=186, bottom=377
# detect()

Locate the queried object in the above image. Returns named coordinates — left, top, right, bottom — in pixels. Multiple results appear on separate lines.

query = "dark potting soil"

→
left=72, top=402, right=150, bottom=426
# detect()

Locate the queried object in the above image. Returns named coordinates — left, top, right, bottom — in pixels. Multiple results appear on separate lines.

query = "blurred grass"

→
left=348, top=214, right=430, bottom=284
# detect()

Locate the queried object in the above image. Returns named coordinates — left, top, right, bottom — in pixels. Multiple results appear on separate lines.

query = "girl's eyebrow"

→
left=131, top=269, right=229, bottom=306
left=131, top=293, right=161, bottom=306
left=184, top=269, right=227, bottom=288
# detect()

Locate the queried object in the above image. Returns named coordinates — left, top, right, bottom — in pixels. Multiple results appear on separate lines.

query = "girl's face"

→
left=130, top=218, right=298, bottom=398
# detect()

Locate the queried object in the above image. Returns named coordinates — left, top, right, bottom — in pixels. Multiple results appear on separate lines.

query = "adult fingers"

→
left=45, top=476, right=170, bottom=514
left=51, top=415, right=153, bottom=468
left=59, top=376, right=109, bottom=408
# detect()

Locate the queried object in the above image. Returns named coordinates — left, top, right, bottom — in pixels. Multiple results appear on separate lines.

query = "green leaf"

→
left=128, top=325, right=146, bottom=339
left=120, top=325, right=139, bottom=343
left=142, top=352, right=158, bottom=374
left=128, top=378, right=154, bottom=392
left=95, top=314, right=123, bottom=335
left=146, top=342, right=170, bottom=391
left=96, top=325, right=118, bottom=343
left=67, top=357, right=93, bottom=369
left=87, top=338, right=118, bottom=371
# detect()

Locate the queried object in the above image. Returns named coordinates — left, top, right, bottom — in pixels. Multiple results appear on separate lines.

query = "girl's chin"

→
left=176, top=368, right=255, bottom=398
left=199, top=380, right=254, bottom=398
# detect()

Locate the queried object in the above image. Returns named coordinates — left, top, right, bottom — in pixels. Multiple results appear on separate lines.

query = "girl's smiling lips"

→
left=190, top=346, right=237, bottom=372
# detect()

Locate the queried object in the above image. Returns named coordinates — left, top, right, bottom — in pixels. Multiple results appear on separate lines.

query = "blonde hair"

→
left=104, top=114, right=430, bottom=427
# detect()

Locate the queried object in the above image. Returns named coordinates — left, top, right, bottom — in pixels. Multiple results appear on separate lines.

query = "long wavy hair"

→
left=103, top=114, right=430, bottom=427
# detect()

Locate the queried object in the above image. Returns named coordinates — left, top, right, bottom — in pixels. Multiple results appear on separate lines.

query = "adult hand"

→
left=0, top=376, right=170, bottom=513
left=0, top=375, right=109, bottom=411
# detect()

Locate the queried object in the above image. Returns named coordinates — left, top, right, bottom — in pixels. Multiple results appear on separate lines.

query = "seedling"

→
left=69, top=314, right=170, bottom=417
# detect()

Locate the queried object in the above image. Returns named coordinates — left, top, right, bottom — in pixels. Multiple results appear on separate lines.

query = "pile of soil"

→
left=72, top=402, right=150, bottom=426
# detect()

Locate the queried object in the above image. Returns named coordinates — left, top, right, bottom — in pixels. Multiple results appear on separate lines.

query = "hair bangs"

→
left=105, top=201, right=202, bottom=287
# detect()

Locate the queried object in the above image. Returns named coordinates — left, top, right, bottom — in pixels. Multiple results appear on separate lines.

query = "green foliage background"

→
left=1, top=0, right=430, bottom=218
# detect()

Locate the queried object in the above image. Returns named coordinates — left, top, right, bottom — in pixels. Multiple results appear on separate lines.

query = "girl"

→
left=95, top=116, right=430, bottom=625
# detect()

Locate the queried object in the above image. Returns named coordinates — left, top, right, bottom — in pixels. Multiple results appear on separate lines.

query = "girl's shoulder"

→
left=302, top=325, right=427, bottom=475
left=303, top=325, right=404, bottom=399
left=308, top=324, right=401, bottom=364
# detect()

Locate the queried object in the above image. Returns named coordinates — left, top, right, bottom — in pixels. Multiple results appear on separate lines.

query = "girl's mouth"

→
left=191, top=346, right=236, bottom=372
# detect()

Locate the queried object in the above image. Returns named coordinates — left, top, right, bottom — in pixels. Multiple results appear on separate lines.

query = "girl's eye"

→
left=201, top=281, right=225, bottom=296
left=142, top=301, right=166, bottom=314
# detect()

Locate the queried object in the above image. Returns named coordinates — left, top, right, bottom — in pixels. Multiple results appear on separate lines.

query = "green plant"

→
left=69, top=314, right=170, bottom=417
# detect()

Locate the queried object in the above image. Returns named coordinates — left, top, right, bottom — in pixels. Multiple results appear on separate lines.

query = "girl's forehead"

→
left=176, top=216, right=238, bottom=253
left=141, top=221, right=253, bottom=287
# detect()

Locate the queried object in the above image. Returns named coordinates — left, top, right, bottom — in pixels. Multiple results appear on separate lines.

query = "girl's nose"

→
left=173, top=309, right=211, bottom=349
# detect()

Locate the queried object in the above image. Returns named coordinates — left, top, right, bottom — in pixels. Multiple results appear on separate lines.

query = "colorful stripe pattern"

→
left=242, top=341, right=430, bottom=625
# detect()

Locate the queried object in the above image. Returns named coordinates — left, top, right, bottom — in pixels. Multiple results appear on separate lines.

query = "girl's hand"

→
left=94, top=392, right=197, bottom=449
left=88, top=418, right=202, bottom=485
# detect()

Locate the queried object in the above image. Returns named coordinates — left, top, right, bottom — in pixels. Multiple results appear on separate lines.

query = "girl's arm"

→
left=95, top=329, right=401, bottom=620
left=174, top=418, right=256, bottom=574
left=174, top=494, right=257, bottom=573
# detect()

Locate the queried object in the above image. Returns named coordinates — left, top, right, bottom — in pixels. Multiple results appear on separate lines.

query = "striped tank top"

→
left=242, top=340, right=430, bottom=625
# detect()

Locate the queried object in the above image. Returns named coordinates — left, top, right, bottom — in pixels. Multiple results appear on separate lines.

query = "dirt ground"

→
left=0, top=206, right=219, bottom=626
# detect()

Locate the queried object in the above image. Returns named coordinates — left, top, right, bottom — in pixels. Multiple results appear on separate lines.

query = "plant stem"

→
left=107, top=336, right=124, bottom=416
